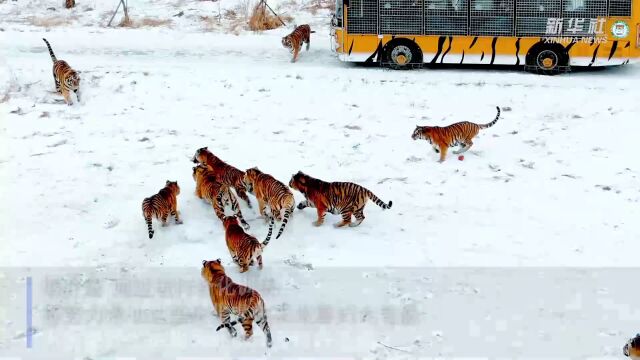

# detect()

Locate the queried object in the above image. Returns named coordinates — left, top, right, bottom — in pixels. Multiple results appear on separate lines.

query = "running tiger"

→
left=223, top=215, right=274, bottom=273
left=289, top=171, right=392, bottom=228
left=624, top=334, right=640, bottom=359
left=193, top=164, right=249, bottom=229
left=201, top=259, right=273, bottom=348
left=192, top=147, right=252, bottom=209
left=412, top=106, right=501, bottom=162
left=281, top=24, right=315, bottom=63
left=141, top=180, right=182, bottom=239
left=243, top=167, right=294, bottom=239
left=42, top=38, right=80, bottom=105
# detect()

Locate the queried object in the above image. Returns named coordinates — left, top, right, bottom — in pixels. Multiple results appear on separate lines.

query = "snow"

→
left=1, top=0, right=640, bottom=358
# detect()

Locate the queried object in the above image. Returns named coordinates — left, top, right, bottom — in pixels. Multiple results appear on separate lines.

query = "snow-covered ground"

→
left=1, top=0, right=639, bottom=358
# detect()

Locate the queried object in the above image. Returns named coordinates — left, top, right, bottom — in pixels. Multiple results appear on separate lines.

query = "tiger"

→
left=223, top=215, right=274, bottom=273
left=624, top=334, right=640, bottom=359
left=65, top=0, right=75, bottom=8
left=193, top=164, right=250, bottom=230
left=141, top=180, right=182, bottom=239
left=201, top=259, right=273, bottom=348
left=42, top=38, right=80, bottom=106
left=192, top=147, right=252, bottom=209
left=281, top=24, right=315, bottom=63
left=289, top=171, right=392, bottom=228
left=243, top=167, right=295, bottom=239
left=411, top=106, right=501, bottom=162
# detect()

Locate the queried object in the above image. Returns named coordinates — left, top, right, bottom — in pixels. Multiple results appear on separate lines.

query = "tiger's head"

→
left=201, top=259, right=225, bottom=282
left=192, top=146, right=209, bottom=164
left=165, top=180, right=180, bottom=195
left=222, top=215, right=239, bottom=229
left=624, top=334, right=640, bottom=359
left=192, top=163, right=208, bottom=182
left=66, top=70, right=80, bottom=90
left=411, top=125, right=431, bottom=140
left=281, top=35, right=292, bottom=49
left=243, top=167, right=262, bottom=194
left=289, top=170, right=312, bottom=194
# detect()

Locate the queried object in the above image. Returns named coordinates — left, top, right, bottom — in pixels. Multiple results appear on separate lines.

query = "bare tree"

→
left=107, top=0, right=130, bottom=26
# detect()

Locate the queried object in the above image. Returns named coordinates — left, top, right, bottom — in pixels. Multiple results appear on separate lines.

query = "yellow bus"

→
left=330, top=0, right=640, bottom=73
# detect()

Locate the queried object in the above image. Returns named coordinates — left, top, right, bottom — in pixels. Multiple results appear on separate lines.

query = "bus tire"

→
left=383, top=39, right=423, bottom=70
left=525, top=43, right=569, bottom=75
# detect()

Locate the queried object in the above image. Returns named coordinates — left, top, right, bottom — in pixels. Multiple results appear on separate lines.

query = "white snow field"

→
left=1, top=0, right=640, bottom=358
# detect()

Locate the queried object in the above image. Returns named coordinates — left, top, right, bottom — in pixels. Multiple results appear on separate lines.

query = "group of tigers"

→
left=44, top=25, right=506, bottom=348
left=141, top=147, right=393, bottom=347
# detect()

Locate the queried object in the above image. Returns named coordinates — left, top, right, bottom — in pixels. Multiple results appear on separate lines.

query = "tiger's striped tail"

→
left=275, top=206, right=293, bottom=239
left=480, top=106, right=501, bottom=129
left=367, top=190, right=392, bottom=210
left=145, top=215, right=154, bottom=238
left=42, top=38, right=57, bottom=62
left=256, top=300, right=273, bottom=348
left=262, top=217, right=275, bottom=246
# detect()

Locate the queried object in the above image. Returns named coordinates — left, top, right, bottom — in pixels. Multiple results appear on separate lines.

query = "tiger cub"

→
left=624, top=334, right=640, bottom=359
left=42, top=38, right=80, bottom=105
left=193, top=164, right=249, bottom=229
left=243, top=167, right=295, bottom=239
left=192, top=147, right=252, bottom=209
left=141, top=180, right=182, bottom=239
left=412, top=106, right=501, bottom=162
left=201, top=259, right=273, bottom=348
left=289, top=171, right=392, bottom=228
left=223, top=216, right=274, bottom=273
left=281, top=24, right=315, bottom=63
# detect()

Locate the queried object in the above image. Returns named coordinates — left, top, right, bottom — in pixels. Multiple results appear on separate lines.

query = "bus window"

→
left=609, top=0, right=631, bottom=16
left=425, top=0, right=468, bottom=35
left=380, top=0, right=423, bottom=34
left=562, top=0, right=607, bottom=35
left=470, top=0, right=515, bottom=35
left=347, top=0, right=378, bottom=34
left=516, top=0, right=561, bottom=36
left=334, top=0, right=343, bottom=26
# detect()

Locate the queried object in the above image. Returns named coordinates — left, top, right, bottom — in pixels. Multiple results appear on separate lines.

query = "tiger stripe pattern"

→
left=65, top=0, right=75, bottom=8
left=201, top=259, right=273, bottom=348
left=281, top=24, right=315, bottom=63
left=223, top=215, right=274, bottom=273
left=243, top=167, right=295, bottom=239
left=141, top=180, right=182, bottom=239
left=412, top=106, right=501, bottom=162
left=289, top=171, right=392, bottom=228
left=193, top=164, right=249, bottom=229
left=624, top=334, right=640, bottom=359
left=42, top=38, right=80, bottom=105
left=192, top=147, right=252, bottom=209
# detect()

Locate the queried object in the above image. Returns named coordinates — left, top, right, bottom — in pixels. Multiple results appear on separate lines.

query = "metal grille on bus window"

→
left=608, top=0, right=631, bottom=16
left=347, top=0, right=378, bottom=34
left=515, top=0, right=561, bottom=36
left=379, top=0, right=424, bottom=34
left=470, top=0, right=515, bottom=36
left=425, top=0, right=468, bottom=35
left=562, top=0, right=607, bottom=36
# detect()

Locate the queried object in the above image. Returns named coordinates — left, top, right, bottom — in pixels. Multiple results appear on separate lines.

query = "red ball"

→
left=458, top=155, right=464, bottom=161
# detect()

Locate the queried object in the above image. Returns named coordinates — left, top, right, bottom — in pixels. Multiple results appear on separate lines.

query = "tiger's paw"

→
left=334, top=221, right=350, bottom=228
left=349, top=221, right=362, bottom=227
left=176, top=220, right=184, bottom=225
left=312, top=220, right=323, bottom=227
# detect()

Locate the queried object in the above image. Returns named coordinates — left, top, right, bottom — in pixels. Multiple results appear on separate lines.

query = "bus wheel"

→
left=526, top=44, right=569, bottom=75
left=383, top=39, right=422, bottom=70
